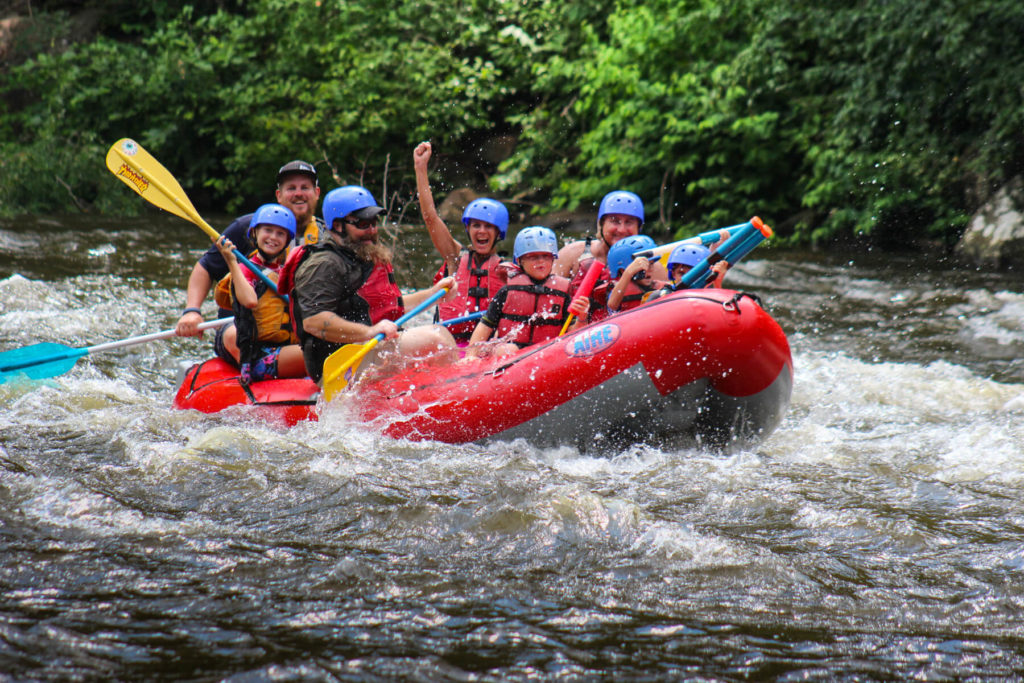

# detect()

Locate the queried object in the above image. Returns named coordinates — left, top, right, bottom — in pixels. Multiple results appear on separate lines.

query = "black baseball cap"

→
left=351, top=205, right=385, bottom=220
left=276, top=160, right=318, bottom=186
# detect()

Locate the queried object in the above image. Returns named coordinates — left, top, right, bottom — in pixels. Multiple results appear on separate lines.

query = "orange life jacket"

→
left=214, top=251, right=298, bottom=364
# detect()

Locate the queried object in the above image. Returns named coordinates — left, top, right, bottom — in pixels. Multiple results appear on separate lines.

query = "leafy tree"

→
left=2, top=0, right=1022, bottom=251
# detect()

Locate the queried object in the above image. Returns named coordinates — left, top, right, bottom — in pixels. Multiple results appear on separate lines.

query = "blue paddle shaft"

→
left=231, top=248, right=287, bottom=302
left=438, top=311, right=484, bottom=327
left=375, top=287, right=451, bottom=341
left=677, top=222, right=765, bottom=289
left=632, top=221, right=751, bottom=260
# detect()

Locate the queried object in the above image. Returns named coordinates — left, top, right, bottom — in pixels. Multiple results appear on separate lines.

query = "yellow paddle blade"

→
left=105, top=138, right=219, bottom=242
left=322, top=337, right=381, bottom=402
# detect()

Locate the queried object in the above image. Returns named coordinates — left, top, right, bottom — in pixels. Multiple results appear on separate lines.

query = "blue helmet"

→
left=667, top=243, right=710, bottom=275
left=322, top=185, right=384, bottom=230
left=597, top=190, right=645, bottom=229
left=462, top=198, right=509, bottom=239
left=607, top=235, right=658, bottom=278
left=513, top=226, right=559, bottom=264
left=249, top=203, right=297, bottom=240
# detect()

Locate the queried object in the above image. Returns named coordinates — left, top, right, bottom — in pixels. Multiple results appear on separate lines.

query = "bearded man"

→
left=285, top=185, right=455, bottom=384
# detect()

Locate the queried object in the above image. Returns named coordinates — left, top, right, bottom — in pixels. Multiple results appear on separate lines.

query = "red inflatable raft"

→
left=174, top=288, right=793, bottom=451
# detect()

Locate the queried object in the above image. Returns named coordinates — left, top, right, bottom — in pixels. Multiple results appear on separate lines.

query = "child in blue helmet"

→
left=214, top=203, right=308, bottom=384
left=466, top=226, right=590, bottom=359
left=605, top=235, right=673, bottom=312
left=414, top=142, right=512, bottom=342
left=667, top=242, right=729, bottom=288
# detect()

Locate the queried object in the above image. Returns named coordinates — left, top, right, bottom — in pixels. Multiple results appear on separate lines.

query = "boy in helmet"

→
left=213, top=203, right=308, bottom=384
left=667, top=243, right=729, bottom=288
left=466, top=227, right=590, bottom=359
left=413, top=141, right=512, bottom=342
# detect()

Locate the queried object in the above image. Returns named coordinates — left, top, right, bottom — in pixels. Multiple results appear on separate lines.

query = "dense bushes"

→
left=2, top=0, right=1022, bottom=247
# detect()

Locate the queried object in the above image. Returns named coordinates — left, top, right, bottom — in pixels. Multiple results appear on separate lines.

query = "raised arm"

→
left=606, top=257, right=650, bottom=312
left=413, top=142, right=461, bottom=268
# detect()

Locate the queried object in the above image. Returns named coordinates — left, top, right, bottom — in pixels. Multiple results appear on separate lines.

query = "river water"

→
left=2, top=214, right=1024, bottom=680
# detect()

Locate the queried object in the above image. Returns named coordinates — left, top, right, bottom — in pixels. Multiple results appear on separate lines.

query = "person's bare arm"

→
left=464, top=321, right=496, bottom=359
left=552, top=240, right=587, bottom=279
left=176, top=263, right=215, bottom=336
left=302, top=312, right=397, bottom=345
left=606, top=257, right=649, bottom=311
left=414, top=142, right=461, bottom=268
left=401, top=276, right=457, bottom=310
left=215, top=237, right=258, bottom=309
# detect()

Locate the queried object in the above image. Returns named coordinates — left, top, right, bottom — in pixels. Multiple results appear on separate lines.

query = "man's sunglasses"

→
left=345, top=217, right=378, bottom=231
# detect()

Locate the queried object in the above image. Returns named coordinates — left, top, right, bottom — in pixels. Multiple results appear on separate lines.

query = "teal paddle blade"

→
left=0, top=343, right=88, bottom=383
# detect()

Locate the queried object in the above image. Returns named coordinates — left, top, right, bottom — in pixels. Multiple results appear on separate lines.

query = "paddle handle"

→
left=559, top=259, right=603, bottom=336
left=87, top=317, right=234, bottom=353
left=677, top=217, right=772, bottom=290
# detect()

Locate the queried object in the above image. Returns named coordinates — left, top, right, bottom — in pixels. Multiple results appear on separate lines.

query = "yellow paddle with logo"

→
left=104, top=138, right=283, bottom=296
left=321, top=288, right=448, bottom=401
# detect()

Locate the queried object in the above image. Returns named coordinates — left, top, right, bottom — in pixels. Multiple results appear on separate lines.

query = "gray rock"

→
left=957, top=177, right=1024, bottom=268
left=437, top=188, right=479, bottom=224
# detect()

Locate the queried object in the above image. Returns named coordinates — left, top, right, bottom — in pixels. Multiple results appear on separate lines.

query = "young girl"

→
left=414, top=141, right=511, bottom=342
left=467, top=227, right=590, bottom=358
left=215, top=203, right=308, bottom=384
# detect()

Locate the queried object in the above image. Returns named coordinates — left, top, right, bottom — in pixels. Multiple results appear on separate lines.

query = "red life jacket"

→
left=433, top=251, right=507, bottom=339
left=276, top=243, right=306, bottom=297
left=495, top=272, right=572, bottom=347
left=570, top=255, right=611, bottom=324
left=359, top=261, right=404, bottom=324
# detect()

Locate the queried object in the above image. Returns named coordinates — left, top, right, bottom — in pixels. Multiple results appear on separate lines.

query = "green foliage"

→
left=1, top=0, right=1022, bottom=249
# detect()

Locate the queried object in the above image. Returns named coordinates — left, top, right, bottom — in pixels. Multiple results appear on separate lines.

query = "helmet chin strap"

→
left=257, top=245, right=286, bottom=262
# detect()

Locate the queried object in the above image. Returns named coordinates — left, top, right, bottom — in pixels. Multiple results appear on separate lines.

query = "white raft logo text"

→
left=565, top=323, right=619, bottom=358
